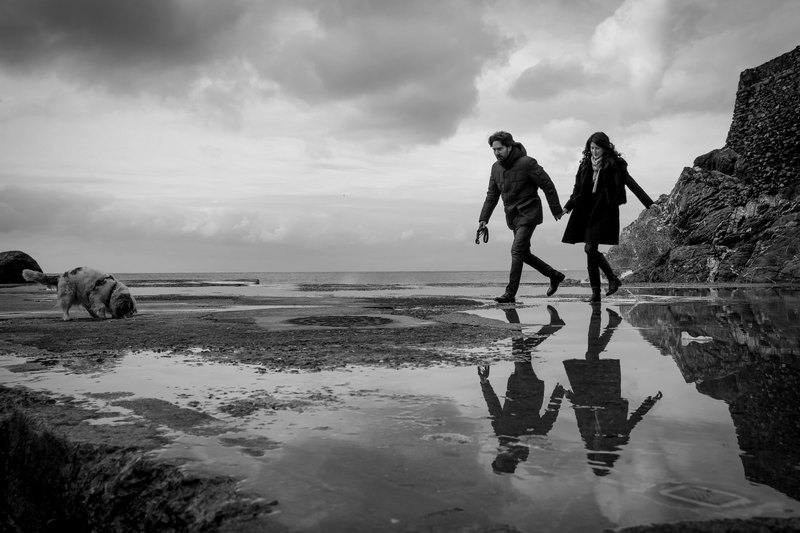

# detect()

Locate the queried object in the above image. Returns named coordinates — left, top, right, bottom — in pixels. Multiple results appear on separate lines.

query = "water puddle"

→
left=2, top=293, right=800, bottom=532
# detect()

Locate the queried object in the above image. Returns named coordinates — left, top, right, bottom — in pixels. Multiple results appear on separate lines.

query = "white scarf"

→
left=591, top=155, right=603, bottom=193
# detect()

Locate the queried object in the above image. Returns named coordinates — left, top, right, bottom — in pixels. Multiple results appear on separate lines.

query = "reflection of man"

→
left=479, top=306, right=565, bottom=473
left=564, top=304, right=662, bottom=476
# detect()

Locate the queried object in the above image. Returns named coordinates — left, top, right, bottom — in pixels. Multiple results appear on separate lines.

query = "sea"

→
left=117, top=270, right=589, bottom=299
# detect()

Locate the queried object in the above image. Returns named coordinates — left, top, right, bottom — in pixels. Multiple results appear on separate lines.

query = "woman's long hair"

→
left=579, top=132, right=624, bottom=168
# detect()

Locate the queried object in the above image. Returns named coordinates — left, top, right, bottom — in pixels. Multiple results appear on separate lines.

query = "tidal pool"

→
left=2, top=289, right=799, bottom=532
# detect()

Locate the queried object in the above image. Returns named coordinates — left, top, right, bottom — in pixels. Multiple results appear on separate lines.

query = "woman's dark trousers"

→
left=505, top=224, right=560, bottom=296
left=585, top=243, right=616, bottom=290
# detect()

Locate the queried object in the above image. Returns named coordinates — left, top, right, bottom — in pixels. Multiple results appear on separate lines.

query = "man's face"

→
left=491, top=141, right=512, bottom=161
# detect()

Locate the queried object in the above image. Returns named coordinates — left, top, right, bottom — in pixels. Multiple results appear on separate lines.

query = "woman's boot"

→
left=587, top=287, right=601, bottom=303
left=606, top=275, right=621, bottom=296
left=593, top=252, right=621, bottom=296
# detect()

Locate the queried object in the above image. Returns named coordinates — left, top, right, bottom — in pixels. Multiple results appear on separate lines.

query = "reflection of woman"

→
left=564, top=305, right=662, bottom=476
left=561, top=132, right=653, bottom=303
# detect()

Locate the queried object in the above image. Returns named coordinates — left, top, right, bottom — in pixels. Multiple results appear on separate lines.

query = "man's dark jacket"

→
left=479, top=143, right=563, bottom=230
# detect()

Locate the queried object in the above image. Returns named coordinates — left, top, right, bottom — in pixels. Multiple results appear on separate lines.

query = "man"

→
left=478, top=131, right=565, bottom=303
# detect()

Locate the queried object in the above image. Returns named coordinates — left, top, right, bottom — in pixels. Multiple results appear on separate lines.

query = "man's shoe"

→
left=606, top=276, right=622, bottom=296
left=494, top=293, right=516, bottom=304
left=546, top=272, right=566, bottom=297
left=587, top=288, right=601, bottom=303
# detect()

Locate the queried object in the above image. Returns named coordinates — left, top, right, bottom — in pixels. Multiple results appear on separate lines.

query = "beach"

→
left=0, top=278, right=524, bottom=532
left=2, top=278, right=800, bottom=532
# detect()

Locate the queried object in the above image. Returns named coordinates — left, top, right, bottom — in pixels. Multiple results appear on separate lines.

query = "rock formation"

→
left=0, top=251, right=42, bottom=284
left=608, top=46, right=800, bottom=282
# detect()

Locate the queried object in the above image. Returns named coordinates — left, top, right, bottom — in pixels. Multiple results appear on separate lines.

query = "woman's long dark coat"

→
left=562, top=158, right=631, bottom=245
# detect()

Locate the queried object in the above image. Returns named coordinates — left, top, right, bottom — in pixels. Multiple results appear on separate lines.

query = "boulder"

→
left=693, top=147, right=739, bottom=175
left=0, top=251, right=43, bottom=284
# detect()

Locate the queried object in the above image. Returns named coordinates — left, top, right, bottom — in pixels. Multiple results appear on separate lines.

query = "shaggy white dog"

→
left=22, top=267, right=137, bottom=321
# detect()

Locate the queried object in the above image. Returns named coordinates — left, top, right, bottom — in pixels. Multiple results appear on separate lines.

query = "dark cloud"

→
left=0, top=0, right=508, bottom=143
left=261, top=0, right=509, bottom=141
left=0, top=0, right=246, bottom=93
left=508, top=60, right=604, bottom=100
left=269, top=2, right=499, bottom=98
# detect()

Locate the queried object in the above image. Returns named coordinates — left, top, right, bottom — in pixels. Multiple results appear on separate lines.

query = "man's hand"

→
left=475, top=222, right=489, bottom=244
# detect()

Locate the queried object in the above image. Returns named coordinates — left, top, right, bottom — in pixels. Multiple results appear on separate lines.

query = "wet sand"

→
left=0, top=283, right=514, bottom=369
left=0, top=283, right=519, bottom=532
left=2, top=282, right=800, bottom=532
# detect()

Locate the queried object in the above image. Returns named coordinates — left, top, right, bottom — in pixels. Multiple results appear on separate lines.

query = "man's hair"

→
left=488, top=131, right=515, bottom=147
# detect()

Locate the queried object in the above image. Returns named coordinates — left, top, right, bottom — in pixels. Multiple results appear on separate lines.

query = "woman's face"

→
left=590, top=142, right=604, bottom=159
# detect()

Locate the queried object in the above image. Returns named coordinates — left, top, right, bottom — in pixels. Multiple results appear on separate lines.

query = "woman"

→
left=561, top=132, right=652, bottom=302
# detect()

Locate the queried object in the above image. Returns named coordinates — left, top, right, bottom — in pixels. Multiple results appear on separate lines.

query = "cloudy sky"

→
left=1, top=0, right=798, bottom=273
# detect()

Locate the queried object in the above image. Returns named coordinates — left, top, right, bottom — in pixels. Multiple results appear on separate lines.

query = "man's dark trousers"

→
left=506, top=224, right=560, bottom=296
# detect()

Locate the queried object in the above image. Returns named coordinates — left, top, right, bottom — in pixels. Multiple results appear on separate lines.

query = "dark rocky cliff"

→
left=608, top=46, right=800, bottom=283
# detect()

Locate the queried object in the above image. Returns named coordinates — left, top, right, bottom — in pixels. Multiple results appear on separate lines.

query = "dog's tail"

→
left=22, top=269, right=59, bottom=288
